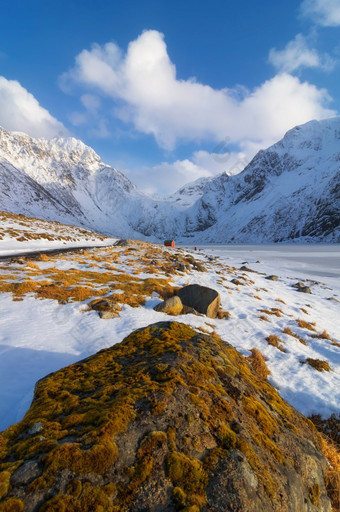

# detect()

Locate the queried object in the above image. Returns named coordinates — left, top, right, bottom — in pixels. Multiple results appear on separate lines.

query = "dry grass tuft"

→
left=265, top=335, right=286, bottom=352
left=275, top=298, right=286, bottom=305
left=259, top=308, right=283, bottom=317
left=259, top=315, right=269, bottom=322
left=282, top=327, right=308, bottom=346
left=310, top=330, right=340, bottom=347
left=305, top=358, right=331, bottom=372
left=38, top=254, right=50, bottom=262
left=320, top=436, right=340, bottom=510
left=217, top=310, right=231, bottom=320
left=296, top=319, right=316, bottom=331
left=247, top=349, right=270, bottom=379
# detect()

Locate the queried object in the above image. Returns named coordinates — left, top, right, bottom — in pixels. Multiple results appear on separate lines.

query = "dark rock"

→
left=297, top=286, right=312, bottom=294
left=176, top=284, right=220, bottom=318
left=176, top=262, right=191, bottom=273
left=114, top=239, right=129, bottom=246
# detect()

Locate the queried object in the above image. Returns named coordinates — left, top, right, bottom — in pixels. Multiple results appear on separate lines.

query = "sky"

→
left=0, top=0, right=339, bottom=195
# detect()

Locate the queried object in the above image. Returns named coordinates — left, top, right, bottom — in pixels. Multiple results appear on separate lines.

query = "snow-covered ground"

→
left=0, top=242, right=339, bottom=432
left=0, top=210, right=116, bottom=256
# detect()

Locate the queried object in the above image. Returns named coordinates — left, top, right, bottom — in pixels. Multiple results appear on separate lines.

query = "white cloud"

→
left=301, top=0, right=340, bottom=26
left=269, top=34, right=335, bottom=73
left=61, top=30, right=335, bottom=151
left=126, top=146, right=261, bottom=195
left=0, top=76, right=67, bottom=138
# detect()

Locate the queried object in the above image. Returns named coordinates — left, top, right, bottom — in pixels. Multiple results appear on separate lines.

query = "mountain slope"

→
left=0, top=118, right=339, bottom=243
left=149, top=117, right=339, bottom=243
left=0, top=128, right=147, bottom=239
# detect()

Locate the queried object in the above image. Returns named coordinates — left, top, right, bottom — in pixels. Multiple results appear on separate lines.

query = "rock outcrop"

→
left=0, top=322, right=332, bottom=511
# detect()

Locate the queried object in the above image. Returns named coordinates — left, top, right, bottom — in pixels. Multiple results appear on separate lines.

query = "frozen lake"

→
left=181, top=244, right=340, bottom=287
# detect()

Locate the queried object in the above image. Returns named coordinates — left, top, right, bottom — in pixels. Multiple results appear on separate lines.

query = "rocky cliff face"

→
left=0, top=117, right=339, bottom=243
left=0, top=322, right=332, bottom=511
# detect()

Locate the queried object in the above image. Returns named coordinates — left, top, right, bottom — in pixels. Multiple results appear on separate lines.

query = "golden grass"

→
left=296, top=319, right=316, bottom=331
left=320, top=436, right=340, bottom=510
left=259, top=315, right=269, bottom=322
left=282, top=327, right=308, bottom=346
left=310, top=330, right=340, bottom=347
left=305, top=358, right=331, bottom=372
left=247, top=348, right=270, bottom=379
left=0, top=244, right=178, bottom=308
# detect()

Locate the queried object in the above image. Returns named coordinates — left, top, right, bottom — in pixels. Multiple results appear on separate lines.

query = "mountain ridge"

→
left=0, top=118, right=339, bottom=243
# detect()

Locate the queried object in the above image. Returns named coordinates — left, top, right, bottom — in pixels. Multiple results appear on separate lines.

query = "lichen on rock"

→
left=0, top=322, right=333, bottom=511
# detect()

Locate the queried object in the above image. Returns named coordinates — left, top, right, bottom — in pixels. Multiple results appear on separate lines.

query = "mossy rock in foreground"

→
left=0, top=322, right=332, bottom=512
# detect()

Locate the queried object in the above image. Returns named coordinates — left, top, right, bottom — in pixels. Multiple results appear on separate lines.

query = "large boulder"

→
left=177, top=284, right=220, bottom=318
left=0, top=322, right=332, bottom=512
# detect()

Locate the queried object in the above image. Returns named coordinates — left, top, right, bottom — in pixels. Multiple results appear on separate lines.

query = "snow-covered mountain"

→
left=169, top=117, right=340, bottom=243
left=0, top=127, right=151, bottom=239
left=0, top=118, right=339, bottom=243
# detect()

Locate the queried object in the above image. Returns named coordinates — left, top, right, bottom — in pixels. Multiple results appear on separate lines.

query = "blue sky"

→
left=0, top=0, right=339, bottom=194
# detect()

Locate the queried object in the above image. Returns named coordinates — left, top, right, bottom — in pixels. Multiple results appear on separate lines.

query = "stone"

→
left=181, top=305, right=202, bottom=316
left=266, top=275, right=279, bottom=281
left=113, top=239, right=129, bottom=246
left=239, top=265, right=257, bottom=273
left=292, top=281, right=306, bottom=289
left=10, top=459, right=42, bottom=486
left=89, top=299, right=120, bottom=319
left=231, top=278, right=243, bottom=286
left=297, top=286, right=312, bottom=294
left=154, top=296, right=183, bottom=315
left=28, top=422, right=43, bottom=435
left=177, top=284, right=220, bottom=318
